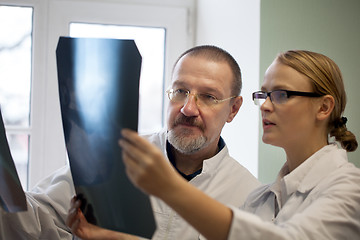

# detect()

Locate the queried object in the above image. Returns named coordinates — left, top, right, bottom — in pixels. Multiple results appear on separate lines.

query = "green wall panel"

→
left=259, top=0, right=360, bottom=183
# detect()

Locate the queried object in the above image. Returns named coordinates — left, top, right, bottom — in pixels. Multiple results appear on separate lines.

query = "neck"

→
left=170, top=142, right=219, bottom=175
left=285, top=137, right=328, bottom=172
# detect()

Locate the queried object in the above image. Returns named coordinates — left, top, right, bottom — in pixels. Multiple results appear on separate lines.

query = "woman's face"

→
left=260, top=60, right=320, bottom=149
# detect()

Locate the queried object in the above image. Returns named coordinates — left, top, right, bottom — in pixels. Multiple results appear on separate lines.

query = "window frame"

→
left=0, top=0, right=49, bottom=190
left=0, top=0, right=194, bottom=189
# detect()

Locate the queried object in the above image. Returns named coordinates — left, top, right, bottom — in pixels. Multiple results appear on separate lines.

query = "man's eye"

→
left=199, top=94, right=217, bottom=102
left=174, top=89, right=188, bottom=95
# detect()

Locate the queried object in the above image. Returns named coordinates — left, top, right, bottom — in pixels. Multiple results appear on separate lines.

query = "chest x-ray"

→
left=56, top=36, right=155, bottom=238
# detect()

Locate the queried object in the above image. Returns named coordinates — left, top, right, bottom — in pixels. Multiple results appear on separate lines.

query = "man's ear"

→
left=227, top=96, right=243, bottom=123
left=317, top=95, right=335, bottom=121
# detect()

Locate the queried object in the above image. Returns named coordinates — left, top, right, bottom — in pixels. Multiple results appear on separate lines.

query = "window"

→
left=0, top=5, right=33, bottom=189
left=0, top=0, right=192, bottom=189
left=69, top=23, right=166, bottom=134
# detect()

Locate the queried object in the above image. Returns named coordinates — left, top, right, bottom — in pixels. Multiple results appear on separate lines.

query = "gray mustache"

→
left=174, top=115, right=204, bottom=131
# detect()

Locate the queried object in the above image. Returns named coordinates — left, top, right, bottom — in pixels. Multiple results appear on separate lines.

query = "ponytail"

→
left=329, top=117, right=358, bottom=152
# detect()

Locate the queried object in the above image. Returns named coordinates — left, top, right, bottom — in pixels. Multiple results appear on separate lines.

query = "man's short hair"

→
left=172, top=45, right=242, bottom=96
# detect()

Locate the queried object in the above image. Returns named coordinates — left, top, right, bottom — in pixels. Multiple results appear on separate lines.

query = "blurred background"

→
left=0, top=0, right=359, bottom=190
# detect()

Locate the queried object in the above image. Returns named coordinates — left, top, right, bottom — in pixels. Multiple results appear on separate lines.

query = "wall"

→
left=196, top=0, right=261, bottom=177
left=259, top=0, right=360, bottom=183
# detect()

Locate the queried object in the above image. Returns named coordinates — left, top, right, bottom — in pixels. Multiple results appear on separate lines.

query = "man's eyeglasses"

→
left=252, top=90, right=323, bottom=105
left=166, top=89, right=237, bottom=107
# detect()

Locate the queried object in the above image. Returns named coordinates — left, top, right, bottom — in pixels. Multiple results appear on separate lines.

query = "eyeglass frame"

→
left=252, top=89, right=323, bottom=105
left=166, top=88, right=237, bottom=107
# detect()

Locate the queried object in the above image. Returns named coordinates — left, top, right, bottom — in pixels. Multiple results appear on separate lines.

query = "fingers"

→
left=119, top=128, right=179, bottom=198
left=120, top=129, right=164, bottom=163
left=120, top=129, right=156, bottom=153
left=66, top=196, right=83, bottom=232
left=119, top=138, right=143, bottom=165
left=122, top=150, right=142, bottom=180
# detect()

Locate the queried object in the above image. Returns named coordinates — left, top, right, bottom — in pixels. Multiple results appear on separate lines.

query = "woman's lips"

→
left=263, top=118, right=276, bottom=129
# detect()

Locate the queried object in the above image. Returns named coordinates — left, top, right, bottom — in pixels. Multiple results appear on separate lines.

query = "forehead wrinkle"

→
left=172, top=79, right=224, bottom=96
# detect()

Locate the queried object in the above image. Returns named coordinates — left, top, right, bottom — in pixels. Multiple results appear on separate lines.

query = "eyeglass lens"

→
left=168, top=89, right=222, bottom=107
left=253, top=90, right=288, bottom=105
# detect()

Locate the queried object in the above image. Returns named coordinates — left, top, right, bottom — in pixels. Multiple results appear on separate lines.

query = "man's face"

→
left=167, top=55, right=242, bottom=155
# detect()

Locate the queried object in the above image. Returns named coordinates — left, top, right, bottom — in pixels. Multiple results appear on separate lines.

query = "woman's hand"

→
left=119, top=129, right=183, bottom=199
left=119, top=129, right=232, bottom=240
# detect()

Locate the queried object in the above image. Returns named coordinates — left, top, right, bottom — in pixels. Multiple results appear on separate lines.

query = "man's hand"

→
left=66, top=196, right=103, bottom=239
left=66, top=196, right=139, bottom=240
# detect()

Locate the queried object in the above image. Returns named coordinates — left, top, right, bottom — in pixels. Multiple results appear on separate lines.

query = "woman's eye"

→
left=278, top=92, right=288, bottom=99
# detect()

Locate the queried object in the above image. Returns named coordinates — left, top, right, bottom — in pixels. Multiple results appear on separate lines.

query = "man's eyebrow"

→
left=171, top=80, right=186, bottom=87
left=171, top=81, right=224, bottom=96
left=198, top=87, right=221, bottom=95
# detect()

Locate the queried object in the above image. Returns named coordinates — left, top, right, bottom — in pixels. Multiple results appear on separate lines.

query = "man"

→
left=0, top=45, right=260, bottom=239
left=68, top=45, right=260, bottom=239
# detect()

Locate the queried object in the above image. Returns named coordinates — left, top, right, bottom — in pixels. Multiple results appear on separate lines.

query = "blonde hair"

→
left=276, top=50, right=357, bottom=152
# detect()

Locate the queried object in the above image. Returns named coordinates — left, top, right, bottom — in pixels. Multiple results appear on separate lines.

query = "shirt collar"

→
left=297, top=144, right=347, bottom=192
left=251, top=144, right=347, bottom=210
left=273, top=144, right=346, bottom=203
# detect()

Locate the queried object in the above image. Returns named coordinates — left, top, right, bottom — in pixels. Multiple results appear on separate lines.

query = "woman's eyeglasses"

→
left=252, top=90, right=323, bottom=105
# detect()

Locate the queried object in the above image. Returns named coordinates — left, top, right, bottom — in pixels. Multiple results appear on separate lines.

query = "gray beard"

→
left=167, top=129, right=207, bottom=154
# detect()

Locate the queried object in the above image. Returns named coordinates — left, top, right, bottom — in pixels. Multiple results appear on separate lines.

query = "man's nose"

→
left=180, top=94, right=200, bottom=117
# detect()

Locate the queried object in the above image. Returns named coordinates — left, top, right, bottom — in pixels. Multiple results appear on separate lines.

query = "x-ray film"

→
left=56, top=36, right=155, bottom=238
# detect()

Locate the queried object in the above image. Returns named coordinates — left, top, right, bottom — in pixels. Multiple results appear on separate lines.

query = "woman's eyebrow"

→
left=261, top=84, right=289, bottom=92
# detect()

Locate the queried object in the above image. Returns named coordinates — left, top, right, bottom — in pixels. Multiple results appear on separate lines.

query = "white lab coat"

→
left=147, top=130, right=260, bottom=240
left=0, top=129, right=260, bottom=239
left=228, top=144, right=360, bottom=239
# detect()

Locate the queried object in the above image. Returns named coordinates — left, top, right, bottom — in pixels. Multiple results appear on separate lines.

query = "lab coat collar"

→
left=281, top=144, right=347, bottom=196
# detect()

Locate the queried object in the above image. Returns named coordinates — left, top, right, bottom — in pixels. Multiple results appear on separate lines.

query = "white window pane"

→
left=7, top=133, right=29, bottom=190
left=0, top=6, right=32, bottom=127
left=0, top=5, right=33, bottom=190
left=69, top=23, right=165, bottom=134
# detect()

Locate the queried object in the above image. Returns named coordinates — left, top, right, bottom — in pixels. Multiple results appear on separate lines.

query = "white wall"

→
left=196, top=0, right=260, bottom=177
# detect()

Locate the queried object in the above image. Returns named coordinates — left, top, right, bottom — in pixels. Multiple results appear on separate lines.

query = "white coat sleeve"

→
left=227, top=169, right=360, bottom=240
left=0, top=165, right=76, bottom=240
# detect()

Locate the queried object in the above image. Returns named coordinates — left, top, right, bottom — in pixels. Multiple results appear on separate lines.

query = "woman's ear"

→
left=317, top=95, right=335, bottom=121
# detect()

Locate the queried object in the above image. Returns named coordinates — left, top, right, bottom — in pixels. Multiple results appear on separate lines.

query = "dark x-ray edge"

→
left=0, top=108, right=27, bottom=213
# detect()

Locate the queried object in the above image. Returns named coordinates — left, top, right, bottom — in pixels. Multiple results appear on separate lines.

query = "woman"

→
left=67, top=50, right=360, bottom=239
